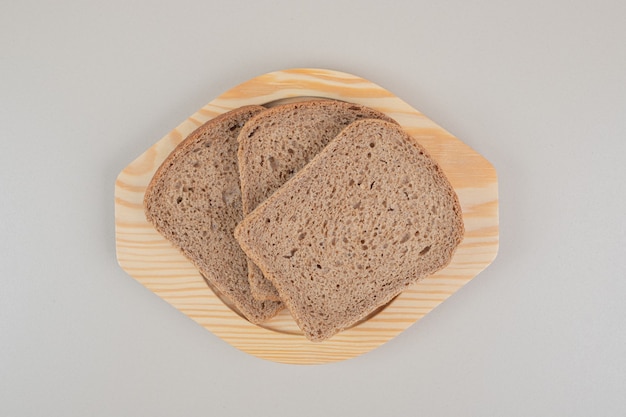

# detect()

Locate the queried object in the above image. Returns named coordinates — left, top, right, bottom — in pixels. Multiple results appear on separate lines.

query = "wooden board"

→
left=115, top=68, right=499, bottom=364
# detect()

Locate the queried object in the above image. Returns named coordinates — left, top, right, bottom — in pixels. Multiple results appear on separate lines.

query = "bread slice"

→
left=235, top=119, right=464, bottom=341
left=144, top=106, right=283, bottom=324
left=238, top=100, right=397, bottom=301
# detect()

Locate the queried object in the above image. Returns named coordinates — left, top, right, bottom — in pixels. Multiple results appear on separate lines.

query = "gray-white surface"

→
left=1, top=1, right=625, bottom=416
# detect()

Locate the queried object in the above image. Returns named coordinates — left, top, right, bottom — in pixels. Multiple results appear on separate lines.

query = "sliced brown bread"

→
left=144, top=106, right=283, bottom=324
left=237, top=100, right=397, bottom=301
left=235, top=119, right=464, bottom=341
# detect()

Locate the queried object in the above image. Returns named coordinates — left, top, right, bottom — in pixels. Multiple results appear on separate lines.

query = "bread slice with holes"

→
left=235, top=119, right=464, bottom=341
left=238, top=100, right=397, bottom=301
left=144, top=106, right=283, bottom=324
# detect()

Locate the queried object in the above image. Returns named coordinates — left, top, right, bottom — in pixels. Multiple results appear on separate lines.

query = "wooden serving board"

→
left=115, top=68, right=498, bottom=364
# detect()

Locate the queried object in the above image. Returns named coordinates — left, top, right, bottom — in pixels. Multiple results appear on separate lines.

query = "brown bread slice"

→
left=144, top=106, right=283, bottom=324
left=235, top=119, right=464, bottom=341
left=238, top=100, right=397, bottom=301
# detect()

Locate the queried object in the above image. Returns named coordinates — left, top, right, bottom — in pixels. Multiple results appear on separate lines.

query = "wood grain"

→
left=115, top=68, right=499, bottom=364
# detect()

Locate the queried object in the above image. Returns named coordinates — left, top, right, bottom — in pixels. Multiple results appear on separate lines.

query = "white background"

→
left=2, top=1, right=625, bottom=416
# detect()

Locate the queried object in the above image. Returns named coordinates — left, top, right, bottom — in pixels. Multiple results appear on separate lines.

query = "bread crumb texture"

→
left=238, top=100, right=397, bottom=301
left=144, top=106, right=283, bottom=324
left=236, top=119, right=464, bottom=341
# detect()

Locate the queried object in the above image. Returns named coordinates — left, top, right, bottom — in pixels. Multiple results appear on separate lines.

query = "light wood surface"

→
left=114, top=68, right=499, bottom=364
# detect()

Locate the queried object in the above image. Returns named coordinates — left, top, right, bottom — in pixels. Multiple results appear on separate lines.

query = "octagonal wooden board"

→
left=115, top=68, right=498, bottom=364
